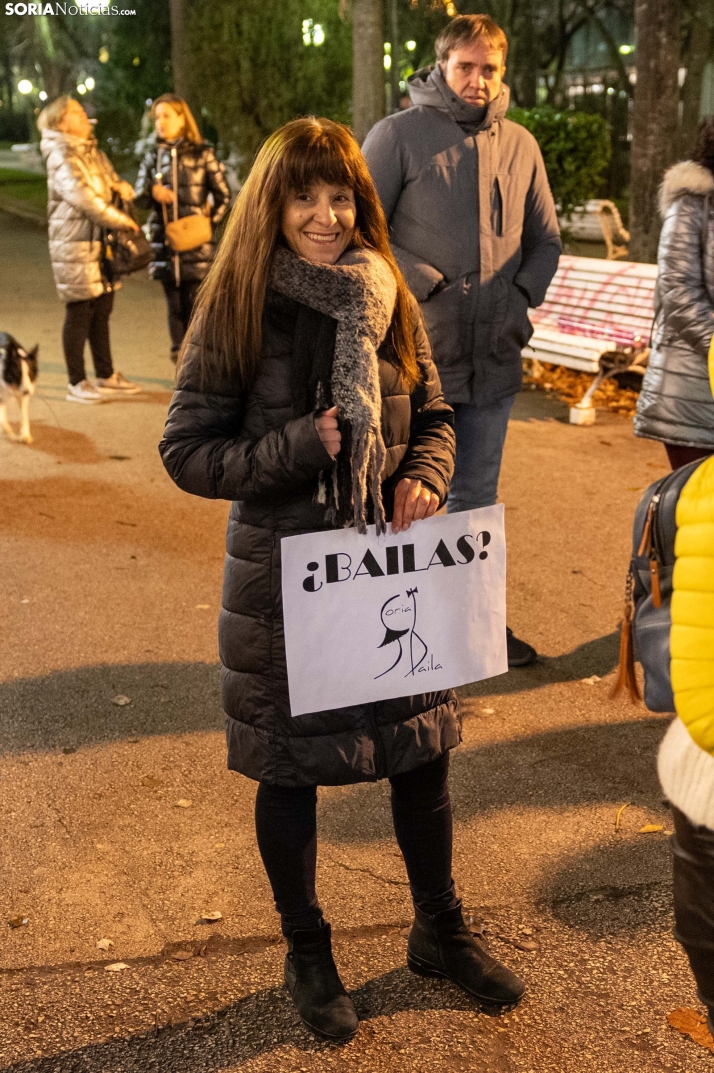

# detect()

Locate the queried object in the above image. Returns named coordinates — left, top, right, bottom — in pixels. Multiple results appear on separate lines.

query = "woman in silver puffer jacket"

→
left=634, top=116, right=714, bottom=470
left=39, top=96, right=141, bottom=404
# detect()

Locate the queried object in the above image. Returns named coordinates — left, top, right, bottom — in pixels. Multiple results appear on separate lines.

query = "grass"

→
left=0, top=167, right=47, bottom=212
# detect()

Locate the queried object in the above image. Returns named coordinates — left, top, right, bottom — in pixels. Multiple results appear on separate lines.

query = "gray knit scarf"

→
left=269, top=244, right=397, bottom=534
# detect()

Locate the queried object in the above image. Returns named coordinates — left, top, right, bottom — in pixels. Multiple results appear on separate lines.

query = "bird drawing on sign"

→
left=375, top=588, right=429, bottom=679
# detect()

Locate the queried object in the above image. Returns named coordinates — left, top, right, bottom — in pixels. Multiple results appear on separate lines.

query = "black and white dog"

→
left=0, top=332, right=38, bottom=445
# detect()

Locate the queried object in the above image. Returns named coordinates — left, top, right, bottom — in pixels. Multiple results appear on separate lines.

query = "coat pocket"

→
left=491, top=176, right=503, bottom=238
left=420, top=277, right=471, bottom=371
left=489, top=277, right=533, bottom=364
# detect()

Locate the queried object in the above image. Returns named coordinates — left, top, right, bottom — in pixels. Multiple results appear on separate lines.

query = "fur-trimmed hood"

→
left=660, top=161, right=714, bottom=217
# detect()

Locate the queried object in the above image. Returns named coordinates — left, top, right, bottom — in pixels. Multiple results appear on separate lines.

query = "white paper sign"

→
left=281, top=506, right=507, bottom=716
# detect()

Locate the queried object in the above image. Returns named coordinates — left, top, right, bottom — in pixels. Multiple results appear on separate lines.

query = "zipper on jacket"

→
left=371, top=710, right=386, bottom=780
left=637, top=493, right=662, bottom=608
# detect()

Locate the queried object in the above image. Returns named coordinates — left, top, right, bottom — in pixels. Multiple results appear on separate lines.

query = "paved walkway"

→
left=0, top=210, right=704, bottom=1073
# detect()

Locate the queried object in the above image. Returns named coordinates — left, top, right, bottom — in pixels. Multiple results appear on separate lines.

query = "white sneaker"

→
left=66, top=379, right=106, bottom=404
left=94, top=371, right=141, bottom=396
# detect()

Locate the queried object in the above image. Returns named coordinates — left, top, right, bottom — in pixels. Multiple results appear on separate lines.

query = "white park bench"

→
left=522, top=254, right=658, bottom=424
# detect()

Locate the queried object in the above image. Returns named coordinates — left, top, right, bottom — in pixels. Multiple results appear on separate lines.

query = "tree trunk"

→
left=680, top=0, right=712, bottom=159
left=511, top=0, right=537, bottom=107
left=387, top=0, right=400, bottom=113
left=352, top=0, right=385, bottom=143
left=169, top=0, right=189, bottom=99
left=629, top=0, right=681, bottom=264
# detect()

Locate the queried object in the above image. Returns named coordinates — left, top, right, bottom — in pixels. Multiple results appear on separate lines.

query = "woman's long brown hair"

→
left=184, top=116, right=418, bottom=392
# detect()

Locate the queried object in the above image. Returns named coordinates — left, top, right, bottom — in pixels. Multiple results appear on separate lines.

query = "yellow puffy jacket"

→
left=671, top=340, right=714, bottom=753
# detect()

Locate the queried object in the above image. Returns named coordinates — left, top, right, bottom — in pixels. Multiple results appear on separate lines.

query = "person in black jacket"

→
left=134, top=94, right=231, bottom=362
left=159, top=117, right=525, bottom=1043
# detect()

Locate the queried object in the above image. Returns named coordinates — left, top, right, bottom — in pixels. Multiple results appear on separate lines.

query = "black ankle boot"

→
left=407, top=902, right=526, bottom=1006
left=284, top=923, right=358, bottom=1041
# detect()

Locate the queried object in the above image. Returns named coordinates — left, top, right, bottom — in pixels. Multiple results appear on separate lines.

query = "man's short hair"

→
left=435, top=14, right=508, bottom=65
left=37, top=96, right=72, bottom=132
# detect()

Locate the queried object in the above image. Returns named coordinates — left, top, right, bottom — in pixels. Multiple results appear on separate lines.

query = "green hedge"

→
left=508, top=106, right=611, bottom=218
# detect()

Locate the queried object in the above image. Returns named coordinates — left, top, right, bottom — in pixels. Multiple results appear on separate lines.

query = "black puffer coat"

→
left=635, top=161, right=714, bottom=448
left=134, top=139, right=231, bottom=282
left=159, top=291, right=459, bottom=787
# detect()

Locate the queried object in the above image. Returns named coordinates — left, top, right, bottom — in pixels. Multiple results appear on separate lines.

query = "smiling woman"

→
left=157, top=117, right=521, bottom=1043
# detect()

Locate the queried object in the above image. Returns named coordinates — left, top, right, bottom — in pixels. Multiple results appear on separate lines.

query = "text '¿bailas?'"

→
left=302, top=531, right=490, bottom=592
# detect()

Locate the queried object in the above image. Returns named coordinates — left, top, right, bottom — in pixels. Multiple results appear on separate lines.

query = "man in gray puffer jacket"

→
left=363, top=13, right=560, bottom=665
left=39, top=96, right=141, bottom=404
left=634, top=119, right=714, bottom=469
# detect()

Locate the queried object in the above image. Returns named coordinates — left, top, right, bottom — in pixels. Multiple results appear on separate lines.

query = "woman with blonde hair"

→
left=160, top=117, right=524, bottom=1042
left=134, top=94, right=231, bottom=362
left=39, top=95, right=141, bottom=403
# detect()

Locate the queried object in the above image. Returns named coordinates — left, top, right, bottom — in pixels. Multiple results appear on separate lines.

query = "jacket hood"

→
left=660, top=160, right=714, bottom=217
left=407, top=65, right=510, bottom=129
left=40, top=128, right=97, bottom=161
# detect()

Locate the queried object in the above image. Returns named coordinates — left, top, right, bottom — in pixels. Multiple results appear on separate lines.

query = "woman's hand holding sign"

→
left=315, top=406, right=342, bottom=458
left=392, top=478, right=439, bottom=534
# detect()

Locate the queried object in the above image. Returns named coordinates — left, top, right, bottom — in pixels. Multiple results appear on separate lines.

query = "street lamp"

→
left=77, top=83, right=87, bottom=95
left=39, top=91, right=48, bottom=101
left=85, top=76, right=95, bottom=90
left=17, top=80, right=33, bottom=95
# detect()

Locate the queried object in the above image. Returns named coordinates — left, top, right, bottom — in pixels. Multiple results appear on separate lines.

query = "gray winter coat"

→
left=634, top=161, right=714, bottom=448
left=159, top=279, right=459, bottom=787
left=362, top=67, right=561, bottom=407
left=41, top=129, right=135, bottom=304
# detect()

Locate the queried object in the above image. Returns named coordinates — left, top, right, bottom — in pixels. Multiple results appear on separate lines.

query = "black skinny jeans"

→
left=62, top=291, right=114, bottom=385
left=255, top=752, right=457, bottom=936
left=671, top=806, right=714, bottom=1028
left=161, top=279, right=201, bottom=355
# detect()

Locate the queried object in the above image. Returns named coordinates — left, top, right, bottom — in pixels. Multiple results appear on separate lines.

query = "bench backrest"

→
left=531, top=255, right=658, bottom=351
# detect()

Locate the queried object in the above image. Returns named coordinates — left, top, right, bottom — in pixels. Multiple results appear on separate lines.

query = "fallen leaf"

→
left=640, top=824, right=664, bottom=834
left=615, top=802, right=630, bottom=831
left=104, top=962, right=129, bottom=972
left=171, top=949, right=194, bottom=961
left=195, top=910, right=222, bottom=925
left=667, top=1008, right=714, bottom=1052
left=195, top=604, right=210, bottom=610
left=96, top=938, right=114, bottom=951
left=481, top=708, right=495, bottom=715
left=127, top=738, right=140, bottom=744
left=581, top=675, right=601, bottom=685
left=62, top=746, right=76, bottom=755
left=112, top=695, right=132, bottom=707
left=141, top=776, right=162, bottom=789
left=94, top=843, right=109, bottom=851
left=213, top=842, right=226, bottom=849
left=8, top=916, right=28, bottom=929
left=175, top=799, right=192, bottom=809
